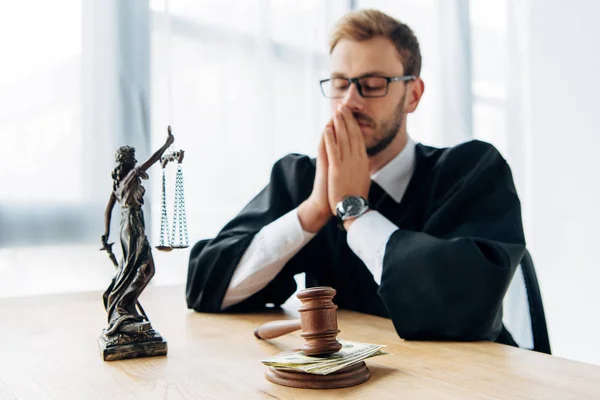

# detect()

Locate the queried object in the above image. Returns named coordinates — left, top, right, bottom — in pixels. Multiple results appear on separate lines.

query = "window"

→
left=149, top=0, right=350, bottom=242
left=470, top=0, right=509, bottom=155
left=0, top=1, right=83, bottom=207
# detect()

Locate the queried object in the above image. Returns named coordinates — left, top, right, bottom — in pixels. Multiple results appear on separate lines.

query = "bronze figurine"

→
left=98, top=127, right=175, bottom=361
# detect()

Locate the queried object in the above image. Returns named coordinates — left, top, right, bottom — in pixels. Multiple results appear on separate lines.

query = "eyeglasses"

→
left=320, top=75, right=416, bottom=99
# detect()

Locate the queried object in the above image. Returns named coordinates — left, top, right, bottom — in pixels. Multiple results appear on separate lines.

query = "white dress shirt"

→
left=221, top=137, right=417, bottom=310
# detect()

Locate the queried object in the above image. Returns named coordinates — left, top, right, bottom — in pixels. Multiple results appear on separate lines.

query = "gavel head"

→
left=296, top=286, right=342, bottom=356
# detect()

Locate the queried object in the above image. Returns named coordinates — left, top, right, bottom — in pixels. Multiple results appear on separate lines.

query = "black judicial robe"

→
left=186, top=140, right=526, bottom=345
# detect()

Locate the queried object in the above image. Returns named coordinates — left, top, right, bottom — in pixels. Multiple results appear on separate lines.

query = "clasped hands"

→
left=298, top=105, right=371, bottom=233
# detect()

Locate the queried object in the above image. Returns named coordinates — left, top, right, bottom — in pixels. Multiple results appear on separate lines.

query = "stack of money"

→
left=261, top=340, right=388, bottom=375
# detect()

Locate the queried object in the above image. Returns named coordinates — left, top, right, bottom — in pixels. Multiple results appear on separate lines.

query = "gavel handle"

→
left=254, top=319, right=302, bottom=340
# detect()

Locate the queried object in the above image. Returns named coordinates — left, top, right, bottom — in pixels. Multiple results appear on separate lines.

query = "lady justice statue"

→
left=98, top=127, right=176, bottom=361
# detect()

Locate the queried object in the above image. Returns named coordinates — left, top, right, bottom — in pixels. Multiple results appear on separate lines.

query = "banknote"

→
left=261, top=340, right=389, bottom=375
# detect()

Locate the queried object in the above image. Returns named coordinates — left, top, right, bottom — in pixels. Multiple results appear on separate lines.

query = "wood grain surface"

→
left=0, top=284, right=599, bottom=399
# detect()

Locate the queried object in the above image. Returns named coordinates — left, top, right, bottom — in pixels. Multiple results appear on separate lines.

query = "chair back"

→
left=503, top=249, right=552, bottom=354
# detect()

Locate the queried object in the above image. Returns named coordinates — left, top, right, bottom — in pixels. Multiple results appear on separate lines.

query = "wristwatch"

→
left=335, top=196, right=370, bottom=222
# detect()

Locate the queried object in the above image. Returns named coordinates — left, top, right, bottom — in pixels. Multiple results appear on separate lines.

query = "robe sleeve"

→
left=185, top=153, right=318, bottom=313
left=378, top=140, right=526, bottom=342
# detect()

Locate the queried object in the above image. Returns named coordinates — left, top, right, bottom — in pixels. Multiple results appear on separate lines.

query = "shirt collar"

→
left=370, top=136, right=417, bottom=203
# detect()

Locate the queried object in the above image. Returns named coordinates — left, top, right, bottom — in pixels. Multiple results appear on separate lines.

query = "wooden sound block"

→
left=265, top=361, right=370, bottom=389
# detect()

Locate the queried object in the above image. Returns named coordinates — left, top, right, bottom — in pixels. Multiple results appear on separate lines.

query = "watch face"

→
left=342, top=197, right=363, bottom=214
left=336, top=196, right=369, bottom=220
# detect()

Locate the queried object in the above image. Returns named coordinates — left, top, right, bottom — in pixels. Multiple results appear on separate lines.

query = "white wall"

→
left=528, top=0, right=600, bottom=365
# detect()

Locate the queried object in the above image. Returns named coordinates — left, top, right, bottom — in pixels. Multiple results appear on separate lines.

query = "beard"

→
left=353, top=93, right=407, bottom=157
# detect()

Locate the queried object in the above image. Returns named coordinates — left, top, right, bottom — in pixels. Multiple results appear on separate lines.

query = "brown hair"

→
left=329, top=9, right=422, bottom=77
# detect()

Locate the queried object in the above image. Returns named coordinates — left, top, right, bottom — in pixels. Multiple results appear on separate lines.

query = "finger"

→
left=339, top=105, right=359, bottom=140
left=317, top=132, right=328, bottom=168
left=326, top=117, right=337, bottom=144
left=339, top=106, right=365, bottom=156
left=320, top=119, right=333, bottom=161
left=323, top=125, right=339, bottom=166
left=336, top=109, right=353, bottom=155
left=324, top=119, right=334, bottom=143
left=333, top=109, right=349, bottom=159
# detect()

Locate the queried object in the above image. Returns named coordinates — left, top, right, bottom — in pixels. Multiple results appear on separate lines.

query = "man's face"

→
left=329, top=36, right=412, bottom=156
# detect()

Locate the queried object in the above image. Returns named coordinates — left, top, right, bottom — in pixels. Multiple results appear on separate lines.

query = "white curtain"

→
left=0, top=0, right=153, bottom=297
left=0, top=0, right=153, bottom=247
left=0, top=0, right=90, bottom=245
left=149, top=0, right=350, bottom=243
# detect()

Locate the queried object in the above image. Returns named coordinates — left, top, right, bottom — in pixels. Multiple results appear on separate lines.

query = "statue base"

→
left=265, top=361, right=370, bottom=389
left=98, top=326, right=167, bottom=361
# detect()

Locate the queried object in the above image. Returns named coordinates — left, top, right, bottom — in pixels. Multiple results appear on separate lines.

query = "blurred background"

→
left=0, top=0, right=598, bottom=366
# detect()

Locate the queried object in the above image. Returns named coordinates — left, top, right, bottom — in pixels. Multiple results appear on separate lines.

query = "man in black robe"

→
left=186, top=9, right=524, bottom=345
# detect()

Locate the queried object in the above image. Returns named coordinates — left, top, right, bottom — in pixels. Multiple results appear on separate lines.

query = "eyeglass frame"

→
left=319, top=74, right=417, bottom=99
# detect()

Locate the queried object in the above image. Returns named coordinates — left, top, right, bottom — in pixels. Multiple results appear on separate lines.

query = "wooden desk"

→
left=1, top=285, right=599, bottom=399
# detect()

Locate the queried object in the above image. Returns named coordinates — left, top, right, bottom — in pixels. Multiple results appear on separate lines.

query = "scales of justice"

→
left=98, top=126, right=188, bottom=361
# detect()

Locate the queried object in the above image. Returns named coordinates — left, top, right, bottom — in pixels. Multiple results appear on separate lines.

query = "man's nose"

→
left=341, top=82, right=364, bottom=112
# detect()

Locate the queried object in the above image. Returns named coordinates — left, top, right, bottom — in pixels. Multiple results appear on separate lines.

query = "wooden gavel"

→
left=254, top=286, right=342, bottom=356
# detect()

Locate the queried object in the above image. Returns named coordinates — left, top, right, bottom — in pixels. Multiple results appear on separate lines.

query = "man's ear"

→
left=405, top=77, right=425, bottom=113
